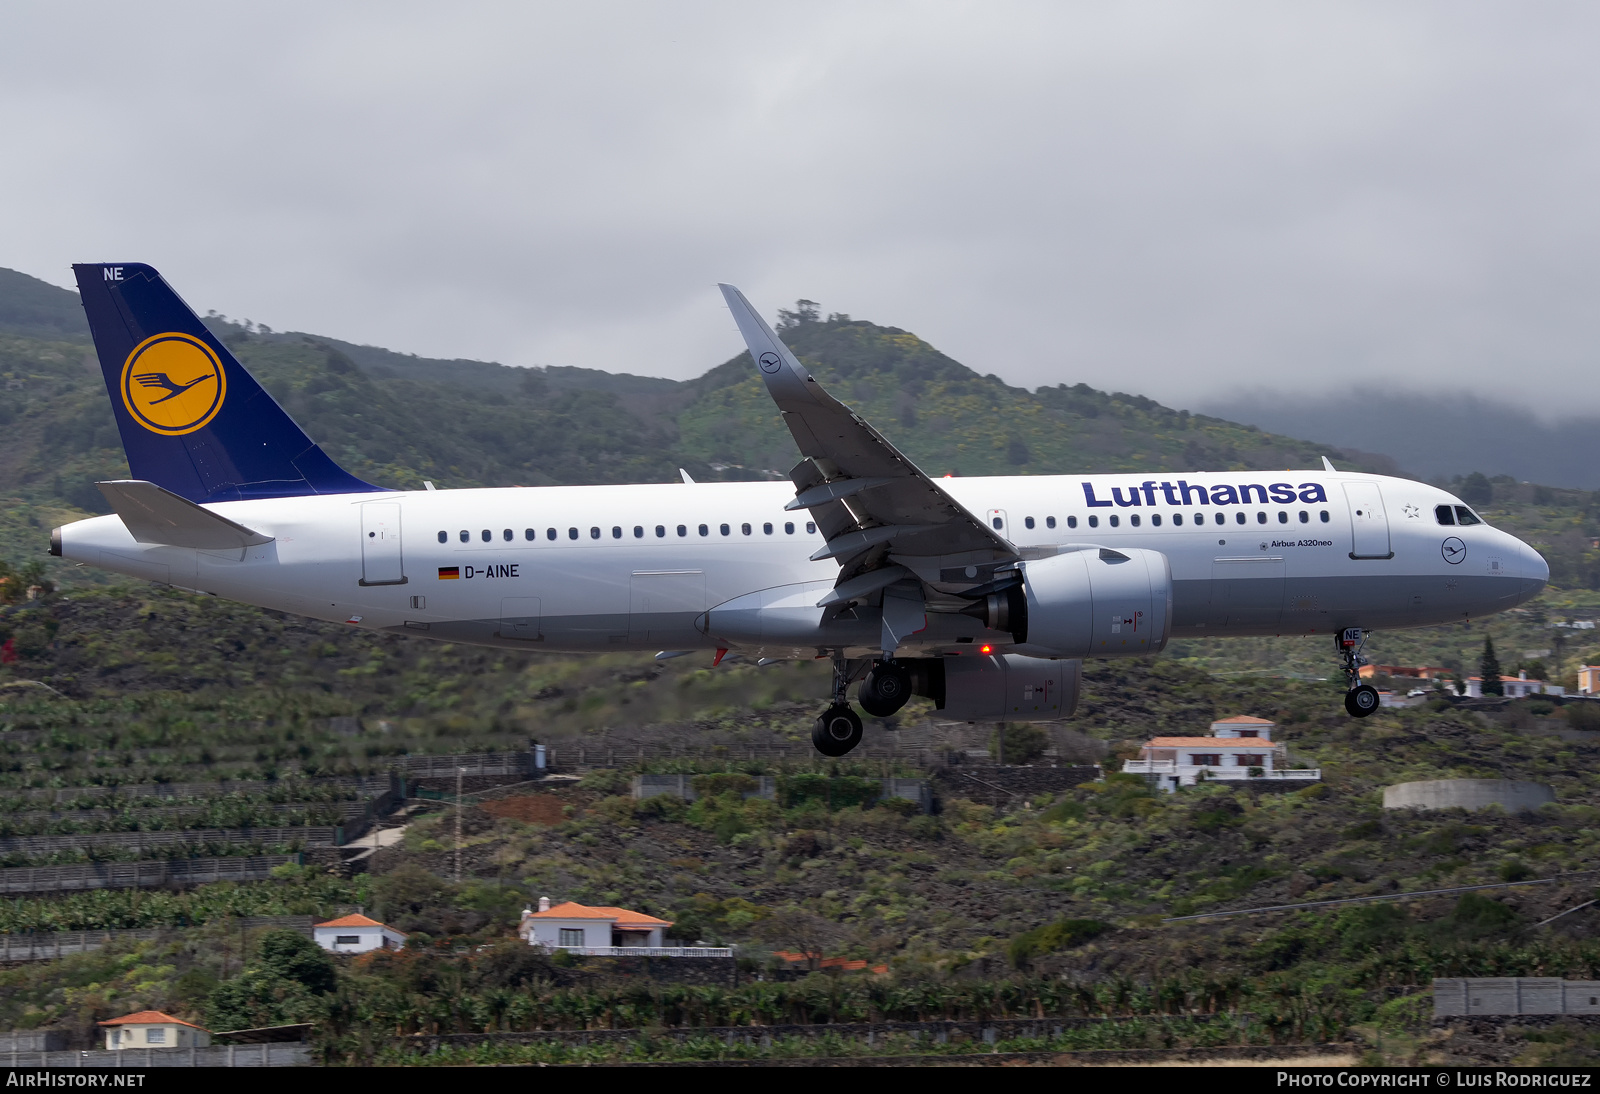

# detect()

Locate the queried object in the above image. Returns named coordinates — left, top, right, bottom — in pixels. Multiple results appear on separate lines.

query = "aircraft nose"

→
left=1520, top=541, right=1550, bottom=603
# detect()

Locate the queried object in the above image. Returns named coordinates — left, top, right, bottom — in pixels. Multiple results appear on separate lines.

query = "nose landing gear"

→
left=1338, top=628, right=1380, bottom=718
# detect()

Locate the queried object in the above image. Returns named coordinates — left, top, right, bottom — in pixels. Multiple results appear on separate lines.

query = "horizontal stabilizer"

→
left=97, top=480, right=274, bottom=549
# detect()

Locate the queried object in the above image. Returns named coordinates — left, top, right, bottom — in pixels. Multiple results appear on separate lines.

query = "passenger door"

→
left=1343, top=482, right=1392, bottom=559
left=359, top=502, right=406, bottom=586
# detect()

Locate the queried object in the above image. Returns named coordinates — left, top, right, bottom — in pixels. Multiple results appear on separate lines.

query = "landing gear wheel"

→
left=859, top=662, right=912, bottom=718
left=812, top=704, right=863, bottom=756
left=1345, top=684, right=1380, bottom=718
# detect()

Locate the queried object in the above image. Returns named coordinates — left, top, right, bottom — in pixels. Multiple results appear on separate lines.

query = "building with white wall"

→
left=100, top=1011, right=211, bottom=1050
left=519, top=897, right=673, bottom=953
left=1465, top=671, right=1565, bottom=699
left=1123, top=716, right=1320, bottom=791
left=313, top=913, right=407, bottom=954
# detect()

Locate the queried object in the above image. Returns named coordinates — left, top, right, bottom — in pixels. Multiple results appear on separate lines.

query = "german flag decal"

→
left=437, top=567, right=460, bottom=580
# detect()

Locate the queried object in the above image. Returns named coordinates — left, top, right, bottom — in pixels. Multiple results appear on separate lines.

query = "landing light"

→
left=980, top=644, right=992, bottom=654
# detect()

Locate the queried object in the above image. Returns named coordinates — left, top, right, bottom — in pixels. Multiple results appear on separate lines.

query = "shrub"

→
left=578, top=768, right=628, bottom=794
left=1008, top=918, right=1112, bottom=967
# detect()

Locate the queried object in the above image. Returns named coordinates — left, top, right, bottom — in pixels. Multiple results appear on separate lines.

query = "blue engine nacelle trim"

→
left=72, top=262, right=382, bottom=503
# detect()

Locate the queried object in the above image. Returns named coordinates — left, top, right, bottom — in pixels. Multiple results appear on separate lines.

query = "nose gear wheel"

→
left=813, top=704, right=863, bottom=756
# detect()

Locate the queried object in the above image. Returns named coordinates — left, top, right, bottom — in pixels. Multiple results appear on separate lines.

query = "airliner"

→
left=52, top=264, right=1548, bottom=755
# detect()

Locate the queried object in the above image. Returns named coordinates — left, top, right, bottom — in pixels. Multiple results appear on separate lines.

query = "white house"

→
left=518, top=897, right=730, bottom=957
left=1465, top=671, right=1566, bottom=699
left=1123, top=716, right=1321, bottom=791
left=313, top=913, right=407, bottom=954
left=99, top=1011, right=211, bottom=1050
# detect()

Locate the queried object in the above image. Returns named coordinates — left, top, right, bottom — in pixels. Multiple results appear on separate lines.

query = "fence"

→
left=1, top=1044, right=312, bottom=1067
left=556, top=946, right=734, bottom=958
left=1434, top=978, right=1600, bottom=1017
left=0, top=917, right=314, bottom=963
left=0, top=799, right=375, bottom=832
left=632, top=774, right=932, bottom=813
left=0, top=855, right=299, bottom=895
left=0, top=827, right=339, bottom=858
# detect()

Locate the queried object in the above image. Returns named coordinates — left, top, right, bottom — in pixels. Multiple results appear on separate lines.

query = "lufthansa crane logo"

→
left=119, top=332, right=226, bottom=436
left=1442, top=537, right=1467, bottom=565
left=758, top=351, right=783, bottom=374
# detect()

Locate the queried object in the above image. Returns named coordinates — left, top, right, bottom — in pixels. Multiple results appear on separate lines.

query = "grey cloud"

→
left=2, top=2, right=1598, bottom=415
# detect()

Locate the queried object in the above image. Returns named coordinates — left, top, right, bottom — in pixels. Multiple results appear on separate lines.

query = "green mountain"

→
left=0, top=267, right=1596, bottom=593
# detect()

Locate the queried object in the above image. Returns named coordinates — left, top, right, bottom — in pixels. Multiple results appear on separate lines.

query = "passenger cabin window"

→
left=720, top=523, right=730, bottom=536
left=1278, top=512, right=1288, bottom=524
left=1173, top=514, right=1183, bottom=526
left=991, top=516, right=1003, bottom=530
left=1067, top=516, right=1077, bottom=528
left=1455, top=506, right=1482, bottom=526
left=568, top=528, right=578, bottom=540
left=655, top=525, right=666, bottom=537
left=459, top=530, right=469, bottom=543
left=677, top=525, right=687, bottom=537
left=698, top=524, right=709, bottom=536
left=1130, top=514, right=1140, bottom=527
left=1235, top=513, right=1245, bottom=525
left=547, top=528, right=557, bottom=540
left=741, top=523, right=752, bottom=535
left=806, top=522, right=816, bottom=534
left=1110, top=515, right=1120, bottom=528
left=612, top=526, right=622, bottom=539
left=1152, top=514, right=1162, bottom=526
left=763, top=522, right=773, bottom=534
left=784, top=522, right=795, bottom=534
left=1436, top=505, right=1456, bottom=525
left=1319, top=510, right=1330, bottom=522
left=437, top=531, right=447, bottom=544
left=481, top=529, right=491, bottom=542
left=1298, top=511, right=1308, bottom=523
left=1256, top=512, right=1266, bottom=524
left=589, top=527, right=600, bottom=539
left=525, top=528, right=535, bottom=540
left=1024, top=516, right=1035, bottom=529
left=634, top=526, right=644, bottom=538
left=1046, top=516, right=1056, bottom=529
left=1088, top=516, right=1098, bottom=528
left=503, top=529, right=513, bottom=541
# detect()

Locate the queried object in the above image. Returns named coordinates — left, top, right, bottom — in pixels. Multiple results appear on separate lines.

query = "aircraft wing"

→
left=718, top=285, right=1016, bottom=587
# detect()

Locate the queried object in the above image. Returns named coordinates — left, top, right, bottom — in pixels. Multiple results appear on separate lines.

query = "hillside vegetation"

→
left=5, top=267, right=1600, bottom=1064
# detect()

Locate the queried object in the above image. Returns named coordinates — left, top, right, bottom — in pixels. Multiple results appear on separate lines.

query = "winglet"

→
left=679, top=468, right=696, bottom=484
left=718, top=284, right=824, bottom=410
left=1321, top=456, right=1337, bottom=472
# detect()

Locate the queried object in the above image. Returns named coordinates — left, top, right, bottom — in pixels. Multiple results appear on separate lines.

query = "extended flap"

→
left=97, top=480, right=273, bottom=549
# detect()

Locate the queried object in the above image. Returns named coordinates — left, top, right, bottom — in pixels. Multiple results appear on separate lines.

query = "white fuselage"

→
left=57, top=470, right=1547, bottom=656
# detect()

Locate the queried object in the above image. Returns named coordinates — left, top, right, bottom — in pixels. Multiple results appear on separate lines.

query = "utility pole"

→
left=455, top=767, right=465, bottom=884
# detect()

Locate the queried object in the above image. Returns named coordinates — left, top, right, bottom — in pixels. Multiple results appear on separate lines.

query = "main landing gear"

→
left=813, top=655, right=863, bottom=757
left=1338, top=628, right=1380, bottom=718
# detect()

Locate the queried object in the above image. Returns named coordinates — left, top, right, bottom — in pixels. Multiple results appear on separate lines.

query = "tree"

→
left=204, top=929, right=337, bottom=1032
left=1459, top=472, right=1494, bottom=506
left=1480, top=636, right=1504, bottom=696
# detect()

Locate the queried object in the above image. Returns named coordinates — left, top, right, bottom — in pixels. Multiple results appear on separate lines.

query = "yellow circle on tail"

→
left=119, top=333, right=226, bottom=436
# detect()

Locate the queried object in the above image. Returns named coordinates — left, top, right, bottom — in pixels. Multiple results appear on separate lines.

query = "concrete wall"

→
left=1434, top=978, right=1600, bottom=1017
left=0, top=1044, right=310, bottom=1066
left=1384, top=780, right=1555, bottom=813
left=632, top=775, right=932, bottom=813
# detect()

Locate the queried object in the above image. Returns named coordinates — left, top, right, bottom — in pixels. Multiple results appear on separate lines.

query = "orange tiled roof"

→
left=98, top=1011, right=207, bottom=1030
left=315, top=913, right=404, bottom=933
left=1211, top=715, right=1275, bottom=724
left=1145, top=737, right=1279, bottom=747
left=528, top=901, right=672, bottom=927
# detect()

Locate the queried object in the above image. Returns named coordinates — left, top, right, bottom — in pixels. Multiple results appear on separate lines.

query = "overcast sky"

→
left=3, top=3, right=1598, bottom=416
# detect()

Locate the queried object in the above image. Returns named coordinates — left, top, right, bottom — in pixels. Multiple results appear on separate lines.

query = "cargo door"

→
left=1343, top=482, right=1393, bottom=559
left=629, top=570, right=706, bottom=643
left=359, top=502, right=406, bottom=586
left=498, top=597, right=542, bottom=642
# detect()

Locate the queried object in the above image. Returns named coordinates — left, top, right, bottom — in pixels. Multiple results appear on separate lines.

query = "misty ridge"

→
left=1205, top=393, right=1600, bottom=493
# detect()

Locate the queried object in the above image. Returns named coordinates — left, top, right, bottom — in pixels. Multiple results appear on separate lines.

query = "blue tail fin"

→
left=72, top=262, right=382, bottom=503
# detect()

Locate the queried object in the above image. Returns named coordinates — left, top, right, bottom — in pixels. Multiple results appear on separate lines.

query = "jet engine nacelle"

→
left=967, top=547, right=1172, bottom=659
left=924, top=653, right=1082, bottom=722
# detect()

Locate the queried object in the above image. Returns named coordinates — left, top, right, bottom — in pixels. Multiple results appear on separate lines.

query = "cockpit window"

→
left=1435, top=505, right=1456, bottom=526
left=1454, top=506, right=1483, bottom=526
